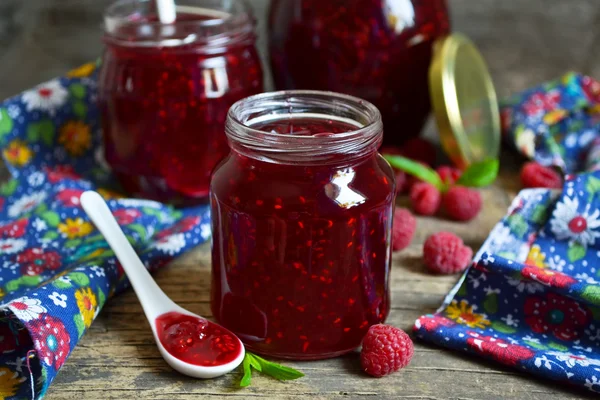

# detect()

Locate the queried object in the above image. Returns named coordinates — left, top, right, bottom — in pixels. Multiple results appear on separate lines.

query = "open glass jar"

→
left=269, top=0, right=450, bottom=146
left=98, top=0, right=263, bottom=205
left=210, top=91, right=395, bottom=359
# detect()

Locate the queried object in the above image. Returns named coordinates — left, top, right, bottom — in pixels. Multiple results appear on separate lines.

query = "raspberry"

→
left=436, top=166, right=462, bottom=185
left=423, top=232, right=473, bottom=274
left=361, top=324, right=414, bottom=377
left=392, top=208, right=416, bottom=251
left=400, top=138, right=436, bottom=166
left=409, top=182, right=441, bottom=216
left=442, top=186, right=482, bottom=221
left=520, top=162, right=562, bottom=189
left=394, top=170, right=407, bottom=194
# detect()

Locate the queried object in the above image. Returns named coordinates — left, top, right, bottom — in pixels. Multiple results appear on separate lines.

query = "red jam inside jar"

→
left=98, top=0, right=263, bottom=205
left=156, top=312, right=242, bottom=367
left=210, top=91, right=395, bottom=359
left=268, top=0, right=450, bottom=145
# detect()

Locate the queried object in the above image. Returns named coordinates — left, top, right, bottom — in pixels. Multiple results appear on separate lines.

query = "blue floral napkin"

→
left=0, top=62, right=211, bottom=399
left=415, top=73, right=600, bottom=394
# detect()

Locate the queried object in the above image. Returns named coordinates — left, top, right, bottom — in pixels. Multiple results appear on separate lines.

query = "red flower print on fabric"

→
left=16, top=248, right=62, bottom=276
left=28, top=315, right=70, bottom=370
left=524, top=292, right=591, bottom=341
left=523, top=91, right=561, bottom=117
left=44, top=165, right=81, bottom=183
left=55, top=188, right=84, bottom=207
left=414, top=314, right=455, bottom=332
left=113, top=208, right=142, bottom=225
left=156, top=216, right=200, bottom=239
left=466, top=332, right=535, bottom=366
left=0, top=218, right=28, bottom=238
left=521, top=265, right=577, bottom=289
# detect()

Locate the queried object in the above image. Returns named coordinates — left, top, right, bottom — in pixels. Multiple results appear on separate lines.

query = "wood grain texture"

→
left=43, top=156, right=592, bottom=399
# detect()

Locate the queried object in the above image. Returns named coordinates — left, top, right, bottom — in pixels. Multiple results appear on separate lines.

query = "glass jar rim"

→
left=104, top=0, right=255, bottom=48
left=226, top=90, right=384, bottom=165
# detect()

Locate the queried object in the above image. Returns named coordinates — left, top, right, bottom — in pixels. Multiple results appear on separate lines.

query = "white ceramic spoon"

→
left=80, top=190, right=244, bottom=378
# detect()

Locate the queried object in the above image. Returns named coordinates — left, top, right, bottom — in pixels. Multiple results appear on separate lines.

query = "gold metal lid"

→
left=429, top=33, right=500, bottom=169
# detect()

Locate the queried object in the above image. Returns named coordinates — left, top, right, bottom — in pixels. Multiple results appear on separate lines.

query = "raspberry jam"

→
left=269, top=0, right=450, bottom=145
left=156, top=312, right=241, bottom=366
left=98, top=0, right=263, bottom=205
left=210, top=91, right=395, bottom=359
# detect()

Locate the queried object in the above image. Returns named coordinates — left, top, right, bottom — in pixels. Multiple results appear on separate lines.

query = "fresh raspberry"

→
left=423, top=232, right=473, bottom=274
left=520, top=162, right=562, bottom=189
left=436, top=166, right=462, bottom=185
left=361, top=324, right=414, bottom=377
left=392, top=208, right=416, bottom=252
left=442, top=186, right=482, bottom=221
left=409, top=182, right=441, bottom=216
left=394, top=170, right=407, bottom=194
left=400, top=138, right=436, bottom=166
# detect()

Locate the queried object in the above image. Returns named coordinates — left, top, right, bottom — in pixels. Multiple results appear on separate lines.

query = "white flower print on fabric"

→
left=547, top=351, right=600, bottom=369
left=27, top=172, right=45, bottom=187
left=48, top=292, right=67, bottom=308
left=90, top=266, right=105, bottom=277
left=7, top=104, right=20, bottom=118
left=585, top=376, right=600, bottom=392
left=516, top=128, right=536, bottom=157
left=8, top=192, right=47, bottom=218
left=550, top=195, right=600, bottom=247
left=153, top=233, right=186, bottom=255
left=501, top=314, right=520, bottom=327
left=547, top=254, right=566, bottom=272
left=506, top=275, right=545, bottom=293
left=575, top=273, right=600, bottom=284
left=32, top=218, right=47, bottom=232
left=21, top=79, right=68, bottom=115
left=6, top=296, right=47, bottom=321
left=0, top=238, right=27, bottom=255
left=118, top=198, right=162, bottom=209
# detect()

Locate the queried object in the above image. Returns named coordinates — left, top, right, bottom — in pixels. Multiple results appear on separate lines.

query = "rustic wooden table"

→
left=44, top=152, right=592, bottom=399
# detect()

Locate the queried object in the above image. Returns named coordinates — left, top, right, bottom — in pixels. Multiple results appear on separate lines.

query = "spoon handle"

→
left=80, top=191, right=175, bottom=321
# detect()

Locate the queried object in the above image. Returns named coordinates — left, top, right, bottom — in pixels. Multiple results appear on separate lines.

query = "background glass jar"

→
left=268, top=0, right=450, bottom=146
left=210, top=91, right=395, bottom=359
left=98, top=0, right=263, bottom=205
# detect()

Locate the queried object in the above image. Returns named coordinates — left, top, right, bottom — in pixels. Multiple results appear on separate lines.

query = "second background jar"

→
left=268, top=0, right=450, bottom=146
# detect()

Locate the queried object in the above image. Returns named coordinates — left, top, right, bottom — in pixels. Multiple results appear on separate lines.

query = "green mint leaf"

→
left=383, top=155, right=444, bottom=191
left=248, top=353, right=262, bottom=372
left=456, top=158, right=499, bottom=188
left=240, top=354, right=253, bottom=387
left=251, top=353, right=304, bottom=381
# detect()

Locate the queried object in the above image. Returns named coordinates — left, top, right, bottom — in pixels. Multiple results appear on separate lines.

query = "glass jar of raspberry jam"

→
left=210, top=91, right=395, bottom=359
left=268, top=0, right=450, bottom=146
left=98, top=0, right=263, bottom=205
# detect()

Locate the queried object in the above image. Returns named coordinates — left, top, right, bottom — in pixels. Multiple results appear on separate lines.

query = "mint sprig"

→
left=456, top=159, right=499, bottom=187
left=240, top=352, right=304, bottom=387
left=383, top=154, right=499, bottom=191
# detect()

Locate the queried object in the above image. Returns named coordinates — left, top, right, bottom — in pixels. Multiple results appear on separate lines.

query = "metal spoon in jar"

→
left=80, top=191, right=244, bottom=378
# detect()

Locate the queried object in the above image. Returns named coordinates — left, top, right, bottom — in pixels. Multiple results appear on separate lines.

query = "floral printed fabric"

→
left=501, top=72, right=600, bottom=173
left=415, top=74, right=600, bottom=393
left=0, top=62, right=210, bottom=399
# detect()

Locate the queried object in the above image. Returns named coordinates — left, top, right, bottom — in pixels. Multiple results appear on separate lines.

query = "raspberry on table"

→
left=423, top=232, right=473, bottom=274
left=442, top=186, right=482, bottom=221
left=436, top=166, right=462, bottom=185
left=392, top=208, right=416, bottom=252
left=520, top=162, right=562, bottom=189
left=361, top=324, right=414, bottom=377
left=409, top=182, right=441, bottom=216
